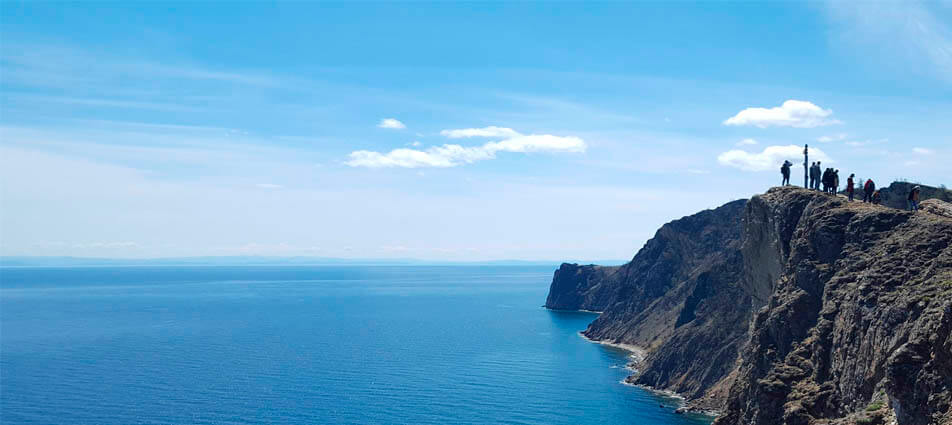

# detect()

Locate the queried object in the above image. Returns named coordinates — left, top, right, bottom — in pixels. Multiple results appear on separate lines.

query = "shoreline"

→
left=542, top=306, right=603, bottom=314
left=577, top=332, right=646, bottom=363
left=579, top=332, right=720, bottom=420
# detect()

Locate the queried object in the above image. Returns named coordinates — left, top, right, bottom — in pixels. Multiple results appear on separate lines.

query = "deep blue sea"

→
left=1, top=266, right=713, bottom=425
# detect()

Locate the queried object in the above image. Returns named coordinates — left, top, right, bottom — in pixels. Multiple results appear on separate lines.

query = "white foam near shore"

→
left=577, top=332, right=646, bottom=364
left=580, top=332, right=721, bottom=419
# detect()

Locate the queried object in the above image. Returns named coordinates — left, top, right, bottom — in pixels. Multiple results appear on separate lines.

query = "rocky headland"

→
left=546, top=185, right=952, bottom=425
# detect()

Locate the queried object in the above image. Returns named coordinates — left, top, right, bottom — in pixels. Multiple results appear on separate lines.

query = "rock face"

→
left=546, top=186, right=952, bottom=424
left=544, top=263, right=622, bottom=311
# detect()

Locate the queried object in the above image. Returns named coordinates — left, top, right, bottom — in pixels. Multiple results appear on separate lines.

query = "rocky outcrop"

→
left=547, top=185, right=952, bottom=424
left=547, top=198, right=749, bottom=406
left=545, top=263, right=622, bottom=311
left=920, top=199, right=952, bottom=219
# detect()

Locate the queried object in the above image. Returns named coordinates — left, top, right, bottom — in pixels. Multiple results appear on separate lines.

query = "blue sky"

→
left=2, top=1, right=950, bottom=260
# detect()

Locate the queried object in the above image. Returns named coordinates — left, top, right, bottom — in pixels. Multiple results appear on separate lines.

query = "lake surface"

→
left=1, top=266, right=712, bottom=424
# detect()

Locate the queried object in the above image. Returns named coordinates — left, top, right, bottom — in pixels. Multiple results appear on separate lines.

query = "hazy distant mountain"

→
left=0, top=256, right=627, bottom=267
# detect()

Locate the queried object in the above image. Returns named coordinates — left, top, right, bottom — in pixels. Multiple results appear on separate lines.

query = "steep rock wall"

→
left=546, top=186, right=952, bottom=424
left=546, top=198, right=749, bottom=405
left=717, top=189, right=952, bottom=425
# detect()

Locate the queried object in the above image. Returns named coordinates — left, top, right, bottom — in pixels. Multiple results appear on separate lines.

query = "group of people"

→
left=785, top=161, right=923, bottom=211
left=806, top=161, right=842, bottom=194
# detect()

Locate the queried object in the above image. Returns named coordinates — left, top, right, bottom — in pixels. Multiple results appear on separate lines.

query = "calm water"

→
left=1, top=266, right=712, bottom=425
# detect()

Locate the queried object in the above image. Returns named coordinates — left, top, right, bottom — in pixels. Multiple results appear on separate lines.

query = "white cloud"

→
left=377, top=118, right=406, bottom=129
left=255, top=183, right=283, bottom=189
left=439, top=126, right=521, bottom=139
left=913, top=147, right=934, bottom=154
left=817, top=133, right=848, bottom=142
left=410, top=141, right=422, bottom=147
left=717, top=144, right=832, bottom=172
left=723, top=100, right=840, bottom=128
left=735, top=138, right=758, bottom=146
left=346, top=132, right=586, bottom=168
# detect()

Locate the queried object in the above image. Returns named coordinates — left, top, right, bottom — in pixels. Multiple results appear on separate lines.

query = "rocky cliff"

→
left=546, top=185, right=952, bottom=424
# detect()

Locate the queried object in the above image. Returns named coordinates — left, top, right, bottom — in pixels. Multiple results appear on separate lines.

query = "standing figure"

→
left=813, top=162, right=823, bottom=190
left=781, top=160, right=792, bottom=186
left=847, top=174, right=855, bottom=201
left=833, top=170, right=840, bottom=195
left=908, top=185, right=921, bottom=211
left=863, top=179, right=876, bottom=203
left=809, top=162, right=817, bottom=190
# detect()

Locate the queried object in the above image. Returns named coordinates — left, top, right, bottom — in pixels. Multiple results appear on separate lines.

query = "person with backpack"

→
left=863, top=179, right=876, bottom=203
left=908, top=185, right=921, bottom=211
left=781, top=160, right=792, bottom=186
left=846, top=174, right=855, bottom=201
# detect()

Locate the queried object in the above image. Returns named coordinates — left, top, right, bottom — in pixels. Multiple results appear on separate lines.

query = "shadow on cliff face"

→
left=546, top=184, right=952, bottom=425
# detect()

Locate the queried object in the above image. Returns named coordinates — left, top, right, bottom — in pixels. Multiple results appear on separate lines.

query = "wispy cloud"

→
left=823, top=0, right=952, bottom=83
left=346, top=128, right=586, bottom=168
left=845, top=138, right=887, bottom=147
left=735, top=138, right=758, bottom=146
left=913, top=147, right=934, bottom=154
left=1, top=42, right=280, bottom=89
left=724, top=100, right=840, bottom=128
left=717, top=144, right=831, bottom=172
left=5, top=94, right=206, bottom=112
left=440, top=126, right=521, bottom=139
left=33, top=241, right=140, bottom=249
left=377, top=118, right=406, bottom=129
left=817, top=133, right=848, bottom=143
left=0, top=123, right=323, bottom=177
left=255, top=183, right=283, bottom=189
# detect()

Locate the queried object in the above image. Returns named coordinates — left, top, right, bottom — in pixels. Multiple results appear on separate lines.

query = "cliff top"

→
left=764, top=185, right=952, bottom=221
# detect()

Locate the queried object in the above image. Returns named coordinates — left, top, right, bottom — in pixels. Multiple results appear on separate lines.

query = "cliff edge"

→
left=547, top=186, right=952, bottom=424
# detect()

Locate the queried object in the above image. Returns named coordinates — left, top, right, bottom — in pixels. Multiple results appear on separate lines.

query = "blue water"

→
left=1, top=266, right=712, bottom=424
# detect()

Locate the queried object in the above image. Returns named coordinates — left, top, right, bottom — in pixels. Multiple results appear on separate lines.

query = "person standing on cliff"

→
left=813, top=162, right=822, bottom=190
left=809, top=162, right=817, bottom=190
left=908, top=185, right=921, bottom=211
left=832, top=170, right=840, bottom=195
left=863, top=179, right=875, bottom=203
left=781, top=160, right=792, bottom=186
left=846, top=174, right=855, bottom=201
